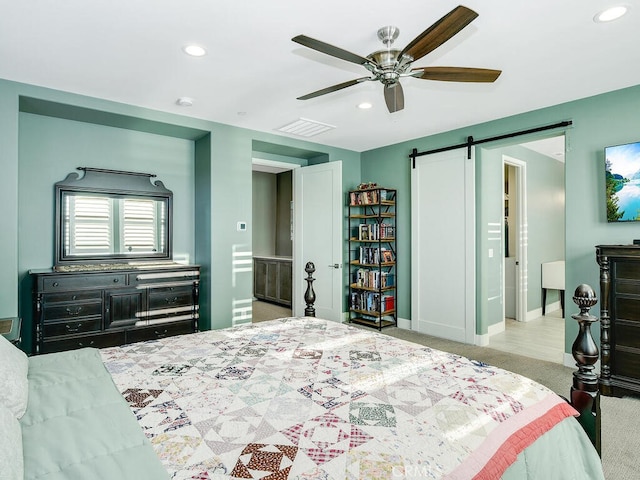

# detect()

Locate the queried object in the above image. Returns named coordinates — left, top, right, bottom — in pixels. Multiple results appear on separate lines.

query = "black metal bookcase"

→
left=347, top=187, right=397, bottom=330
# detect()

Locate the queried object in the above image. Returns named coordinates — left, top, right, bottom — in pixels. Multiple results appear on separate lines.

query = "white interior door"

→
left=503, top=156, right=528, bottom=323
left=411, top=149, right=476, bottom=343
left=293, top=161, right=342, bottom=321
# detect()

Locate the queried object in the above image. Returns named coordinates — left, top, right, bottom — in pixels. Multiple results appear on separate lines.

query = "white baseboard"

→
left=488, top=321, right=505, bottom=336
left=524, top=301, right=561, bottom=322
left=397, top=317, right=411, bottom=330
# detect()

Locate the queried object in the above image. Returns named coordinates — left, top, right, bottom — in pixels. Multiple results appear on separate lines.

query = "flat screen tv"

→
left=605, top=140, right=640, bottom=222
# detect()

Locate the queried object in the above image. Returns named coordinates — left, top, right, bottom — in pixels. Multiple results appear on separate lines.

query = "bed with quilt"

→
left=99, top=317, right=603, bottom=480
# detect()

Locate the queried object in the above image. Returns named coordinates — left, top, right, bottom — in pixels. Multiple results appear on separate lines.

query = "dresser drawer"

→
left=41, top=331, right=126, bottom=353
left=42, top=301, right=103, bottom=322
left=125, top=320, right=194, bottom=344
left=148, top=285, right=194, bottom=309
left=41, top=274, right=127, bottom=291
left=615, top=262, right=640, bottom=281
left=43, top=317, right=102, bottom=337
left=614, top=297, right=640, bottom=322
left=615, top=280, right=640, bottom=296
left=42, top=290, right=102, bottom=304
left=132, top=269, right=199, bottom=287
left=613, top=347, right=640, bottom=380
left=614, top=323, right=640, bottom=349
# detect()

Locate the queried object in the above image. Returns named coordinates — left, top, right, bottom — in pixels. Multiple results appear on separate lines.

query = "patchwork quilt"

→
left=100, top=317, right=578, bottom=480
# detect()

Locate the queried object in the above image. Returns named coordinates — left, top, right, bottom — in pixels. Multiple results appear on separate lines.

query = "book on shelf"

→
left=356, top=223, right=394, bottom=241
left=353, top=269, right=395, bottom=289
left=382, top=295, right=395, bottom=312
left=350, top=291, right=382, bottom=313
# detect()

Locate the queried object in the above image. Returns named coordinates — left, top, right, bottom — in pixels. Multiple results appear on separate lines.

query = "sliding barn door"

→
left=411, top=149, right=476, bottom=343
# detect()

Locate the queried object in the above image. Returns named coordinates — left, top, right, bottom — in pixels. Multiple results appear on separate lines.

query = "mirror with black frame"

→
left=54, top=167, right=173, bottom=269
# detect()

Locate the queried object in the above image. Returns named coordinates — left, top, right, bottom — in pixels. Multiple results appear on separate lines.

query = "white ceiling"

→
left=1, top=1, right=638, bottom=152
left=520, top=136, right=566, bottom=162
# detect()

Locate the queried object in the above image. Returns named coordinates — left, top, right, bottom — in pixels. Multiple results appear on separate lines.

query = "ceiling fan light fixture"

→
left=594, top=5, right=629, bottom=22
left=183, top=44, right=207, bottom=57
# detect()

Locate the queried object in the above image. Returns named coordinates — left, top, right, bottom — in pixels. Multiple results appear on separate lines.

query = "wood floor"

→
left=488, top=308, right=565, bottom=364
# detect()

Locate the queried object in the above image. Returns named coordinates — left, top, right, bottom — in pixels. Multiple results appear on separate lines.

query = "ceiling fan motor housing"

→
left=377, top=26, right=400, bottom=46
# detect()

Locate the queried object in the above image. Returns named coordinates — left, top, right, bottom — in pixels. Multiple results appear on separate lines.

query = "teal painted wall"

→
left=0, top=78, right=361, bottom=352
left=252, top=171, right=278, bottom=256
left=17, top=113, right=196, bottom=349
left=362, top=84, right=640, bottom=353
left=5, top=73, right=640, bottom=357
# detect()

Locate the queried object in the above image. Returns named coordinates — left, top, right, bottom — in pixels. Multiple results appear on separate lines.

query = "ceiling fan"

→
left=292, top=5, right=501, bottom=113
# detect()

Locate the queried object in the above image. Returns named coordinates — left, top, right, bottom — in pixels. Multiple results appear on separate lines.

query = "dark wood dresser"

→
left=31, top=264, right=199, bottom=354
left=596, top=245, right=640, bottom=396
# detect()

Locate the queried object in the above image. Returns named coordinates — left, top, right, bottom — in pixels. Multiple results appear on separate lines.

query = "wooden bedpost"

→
left=304, top=262, right=316, bottom=317
left=570, top=284, right=601, bottom=455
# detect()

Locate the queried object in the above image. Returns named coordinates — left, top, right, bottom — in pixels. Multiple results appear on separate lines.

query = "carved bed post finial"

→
left=570, top=284, right=601, bottom=455
left=304, top=262, right=316, bottom=317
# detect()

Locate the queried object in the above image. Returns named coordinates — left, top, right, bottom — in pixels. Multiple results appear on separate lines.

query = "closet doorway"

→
left=251, top=159, right=295, bottom=322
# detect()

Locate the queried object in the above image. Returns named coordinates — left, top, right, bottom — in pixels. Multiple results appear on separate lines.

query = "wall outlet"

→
left=237, top=221, right=247, bottom=231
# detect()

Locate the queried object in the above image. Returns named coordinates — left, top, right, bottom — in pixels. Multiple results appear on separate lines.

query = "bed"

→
left=100, top=316, right=604, bottom=479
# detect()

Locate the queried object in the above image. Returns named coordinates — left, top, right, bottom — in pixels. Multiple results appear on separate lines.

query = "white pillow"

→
left=0, top=335, right=28, bottom=418
left=0, top=403, right=23, bottom=480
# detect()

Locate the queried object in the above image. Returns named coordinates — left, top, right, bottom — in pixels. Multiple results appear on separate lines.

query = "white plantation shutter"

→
left=67, top=196, right=112, bottom=254
left=122, top=199, right=159, bottom=252
left=66, top=196, right=163, bottom=256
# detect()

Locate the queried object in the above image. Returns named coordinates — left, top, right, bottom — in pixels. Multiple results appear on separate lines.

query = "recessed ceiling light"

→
left=183, top=44, right=207, bottom=57
left=357, top=102, right=373, bottom=110
left=594, top=5, right=629, bottom=22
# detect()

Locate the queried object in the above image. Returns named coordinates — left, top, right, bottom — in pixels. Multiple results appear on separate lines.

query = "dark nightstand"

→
left=0, top=317, right=21, bottom=346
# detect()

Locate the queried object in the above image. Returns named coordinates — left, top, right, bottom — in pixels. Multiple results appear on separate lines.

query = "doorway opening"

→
left=503, top=157, right=527, bottom=324
left=489, top=135, right=566, bottom=363
left=251, top=159, right=296, bottom=323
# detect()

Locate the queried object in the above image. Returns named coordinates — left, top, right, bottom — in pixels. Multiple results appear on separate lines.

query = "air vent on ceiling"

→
left=276, top=118, right=335, bottom=137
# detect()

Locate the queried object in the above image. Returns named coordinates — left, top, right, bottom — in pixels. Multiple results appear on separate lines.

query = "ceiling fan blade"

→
left=292, top=35, right=372, bottom=66
left=399, top=5, right=478, bottom=62
left=384, top=83, right=405, bottom=113
left=412, top=66, right=502, bottom=82
left=297, top=77, right=370, bottom=100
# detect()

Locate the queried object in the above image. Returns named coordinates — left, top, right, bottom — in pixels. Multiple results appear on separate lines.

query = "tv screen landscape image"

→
left=605, top=141, right=640, bottom=222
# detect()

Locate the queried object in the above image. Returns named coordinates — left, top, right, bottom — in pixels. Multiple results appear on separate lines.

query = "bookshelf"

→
left=348, top=187, right=397, bottom=330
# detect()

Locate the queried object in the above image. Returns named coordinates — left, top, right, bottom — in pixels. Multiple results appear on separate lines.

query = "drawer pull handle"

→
left=65, top=323, right=83, bottom=333
left=52, top=282, right=59, bottom=287
left=154, top=329, right=168, bottom=338
left=65, top=306, right=83, bottom=316
left=165, top=296, right=179, bottom=305
left=78, top=341, right=94, bottom=347
left=113, top=278, right=119, bottom=283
